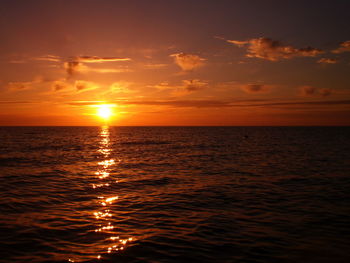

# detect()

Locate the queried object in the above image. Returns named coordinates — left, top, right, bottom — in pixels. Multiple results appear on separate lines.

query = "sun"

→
left=96, top=104, right=114, bottom=121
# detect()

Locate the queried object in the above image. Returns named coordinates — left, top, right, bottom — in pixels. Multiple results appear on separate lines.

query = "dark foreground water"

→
left=0, top=126, right=349, bottom=263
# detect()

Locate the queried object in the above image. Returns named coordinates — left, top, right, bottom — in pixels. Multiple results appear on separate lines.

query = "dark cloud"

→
left=226, top=37, right=323, bottom=61
left=299, top=86, right=332, bottom=97
left=170, top=53, right=205, bottom=71
left=319, top=88, right=332, bottom=97
left=64, top=61, right=82, bottom=77
left=52, top=81, right=69, bottom=91
left=183, top=79, right=207, bottom=92
left=241, top=84, right=271, bottom=94
left=300, top=85, right=316, bottom=96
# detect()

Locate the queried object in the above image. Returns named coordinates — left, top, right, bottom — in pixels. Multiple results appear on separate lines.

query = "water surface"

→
left=0, top=126, right=349, bottom=262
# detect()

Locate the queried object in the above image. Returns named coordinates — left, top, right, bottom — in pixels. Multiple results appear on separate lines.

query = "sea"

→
left=0, top=126, right=349, bottom=263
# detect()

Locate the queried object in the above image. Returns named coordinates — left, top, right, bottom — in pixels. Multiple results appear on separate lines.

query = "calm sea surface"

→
left=0, top=126, right=349, bottom=263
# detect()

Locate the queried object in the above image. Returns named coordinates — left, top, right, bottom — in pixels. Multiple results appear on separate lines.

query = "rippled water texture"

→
left=0, top=126, right=349, bottom=263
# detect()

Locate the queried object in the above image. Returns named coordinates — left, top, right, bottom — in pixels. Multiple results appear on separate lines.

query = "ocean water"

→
left=0, top=126, right=349, bottom=263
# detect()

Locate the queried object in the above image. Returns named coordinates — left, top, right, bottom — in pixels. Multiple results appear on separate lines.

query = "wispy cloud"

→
left=6, top=76, right=45, bottom=91
left=34, top=55, right=61, bottom=62
left=170, top=53, right=206, bottom=71
left=319, top=88, right=332, bottom=97
left=52, top=80, right=70, bottom=92
left=240, top=84, right=271, bottom=94
left=108, top=82, right=135, bottom=94
left=300, top=85, right=317, bottom=96
left=332, top=40, right=350, bottom=53
left=64, top=61, right=82, bottom=77
left=299, top=86, right=332, bottom=97
left=71, top=56, right=131, bottom=63
left=224, top=37, right=323, bottom=61
left=172, top=79, right=208, bottom=96
left=64, top=56, right=131, bottom=77
left=75, top=80, right=99, bottom=93
left=317, top=58, right=337, bottom=64
left=66, top=99, right=350, bottom=109
left=143, top=63, right=168, bottom=69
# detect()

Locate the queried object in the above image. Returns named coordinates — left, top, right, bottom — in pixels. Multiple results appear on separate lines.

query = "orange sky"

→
left=1, top=0, right=350, bottom=126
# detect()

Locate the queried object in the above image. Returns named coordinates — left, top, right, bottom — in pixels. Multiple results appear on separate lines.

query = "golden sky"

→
left=1, top=0, right=350, bottom=126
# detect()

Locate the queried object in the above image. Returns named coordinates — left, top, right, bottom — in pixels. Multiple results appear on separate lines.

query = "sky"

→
left=1, top=0, right=350, bottom=126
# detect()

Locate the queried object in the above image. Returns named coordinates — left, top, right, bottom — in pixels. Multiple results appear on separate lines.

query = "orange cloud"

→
left=226, top=37, right=323, bottom=61
left=34, top=55, right=61, bottom=62
left=317, top=58, right=337, bottom=64
left=66, top=99, right=350, bottom=108
left=170, top=53, right=205, bottom=71
left=332, top=40, right=350, bottom=53
left=72, top=56, right=131, bottom=63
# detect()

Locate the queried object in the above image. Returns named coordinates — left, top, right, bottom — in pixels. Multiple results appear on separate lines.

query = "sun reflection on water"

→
left=68, top=126, right=134, bottom=262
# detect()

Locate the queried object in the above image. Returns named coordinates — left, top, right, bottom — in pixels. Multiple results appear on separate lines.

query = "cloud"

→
left=172, top=79, right=208, bottom=96
left=317, top=58, right=337, bottom=64
left=0, top=100, right=35, bottom=104
left=300, top=85, right=317, bottom=96
left=89, top=68, right=132, bottom=73
left=66, top=99, right=350, bottom=109
left=34, top=55, right=61, bottom=62
left=7, top=81, right=32, bottom=91
left=6, top=76, right=45, bottom=91
left=109, top=82, right=134, bottom=94
left=241, top=84, right=271, bottom=94
left=182, top=79, right=208, bottom=92
left=143, top=63, right=168, bottom=69
left=299, top=86, right=332, bottom=97
left=332, top=40, right=350, bottom=53
left=71, top=56, right=131, bottom=63
left=52, top=80, right=70, bottom=92
left=64, top=56, right=131, bottom=77
left=226, top=40, right=249, bottom=47
left=170, top=53, right=206, bottom=71
left=226, top=37, right=323, bottom=61
left=75, top=80, right=99, bottom=93
left=319, top=88, right=332, bottom=97
left=64, top=61, right=82, bottom=77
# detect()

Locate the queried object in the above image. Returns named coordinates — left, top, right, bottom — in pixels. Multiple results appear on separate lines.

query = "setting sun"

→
left=96, top=104, right=114, bottom=121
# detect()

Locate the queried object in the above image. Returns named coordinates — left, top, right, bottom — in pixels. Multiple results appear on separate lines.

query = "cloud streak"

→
left=226, top=37, right=323, bottom=61
left=332, top=40, right=350, bottom=53
left=317, top=58, right=337, bottom=64
left=66, top=99, right=350, bottom=108
left=71, top=56, right=131, bottom=63
left=64, top=56, right=131, bottom=77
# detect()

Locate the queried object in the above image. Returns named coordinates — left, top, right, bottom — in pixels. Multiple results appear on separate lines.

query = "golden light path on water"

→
left=68, top=126, right=134, bottom=262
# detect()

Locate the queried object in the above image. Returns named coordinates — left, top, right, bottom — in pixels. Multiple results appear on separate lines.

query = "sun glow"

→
left=96, top=104, right=115, bottom=121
